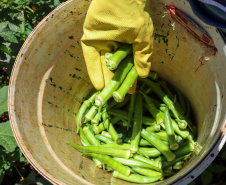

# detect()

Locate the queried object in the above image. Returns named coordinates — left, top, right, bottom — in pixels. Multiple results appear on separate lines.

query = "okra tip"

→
left=112, top=92, right=124, bottom=102
left=178, top=120, right=188, bottom=129
left=95, top=95, right=104, bottom=106
left=170, top=143, right=180, bottom=151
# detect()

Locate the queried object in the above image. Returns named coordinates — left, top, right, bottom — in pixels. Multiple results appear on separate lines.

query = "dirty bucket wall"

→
left=8, top=0, right=226, bottom=185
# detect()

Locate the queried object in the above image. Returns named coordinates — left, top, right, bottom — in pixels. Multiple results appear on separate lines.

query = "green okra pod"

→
left=108, top=109, right=128, bottom=120
left=106, top=44, right=133, bottom=70
left=171, top=84, right=187, bottom=113
left=85, top=105, right=98, bottom=122
left=173, top=161, right=185, bottom=170
left=83, top=153, right=131, bottom=176
left=185, top=98, right=191, bottom=119
left=148, top=71, right=158, bottom=80
left=91, top=107, right=102, bottom=125
left=113, top=94, right=131, bottom=109
left=164, top=107, right=179, bottom=150
left=107, top=95, right=131, bottom=110
left=152, top=130, right=184, bottom=145
left=104, top=119, right=122, bottom=143
left=105, top=52, right=114, bottom=63
left=133, top=153, right=162, bottom=169
left=95, top=134, right=115, bottom=144
left=140, top=91, right=164, bottom=124
left=83, top=126, right=101, bottom=146
left=113, top=157, right=160, bottom=171
left=171, top=119, right=189, bottom=139
left=76, top=91, right=100, bottom=132
left=138, top=78, right=188, bottom=127
left=159, top=80, right=184, bottom=114
left=142, top=116, right=156, bottom=126
left=139, top=147, right=162, bottom=158
left=102, top=143, right=161, bottom=158
left=79, top=127, right=91, bottom=146
left=80, top=137, right=103, bottom=169
left=113, top=171, right=162, bottom=183
left=95, top=54, right=134, bottom=106
left=131, top=167, right=162, bottom=177
left=141, top=129, right=176, bottom=162
left=130, top=93, right=143, bottom=153
left=128, top=91, right=137, bottom=129
left=162, top=153, right=191, bottom=169
left=113, top=66, right=138, bottom=102
left=124, top=137, right=152, bottom=147
left=146, top=124, right=161, bottom=132
left=68, top=144, right=132, bottom=159
left=101, top=131, right=113, bottom=139
left=174, top=142, right=194, bottom=157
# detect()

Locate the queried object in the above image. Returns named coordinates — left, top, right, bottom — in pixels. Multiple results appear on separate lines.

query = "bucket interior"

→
left=9, top=0, right=226, bottom=184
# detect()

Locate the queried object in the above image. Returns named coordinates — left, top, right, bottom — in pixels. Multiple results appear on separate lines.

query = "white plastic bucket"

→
left=8, top=0, right=226, bottom=184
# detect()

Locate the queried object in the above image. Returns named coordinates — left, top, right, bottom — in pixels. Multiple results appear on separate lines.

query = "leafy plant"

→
left=0, top=0, right=67, bottom=184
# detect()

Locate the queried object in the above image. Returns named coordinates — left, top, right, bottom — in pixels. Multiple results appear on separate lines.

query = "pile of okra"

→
left=69, top=44, right=196, bottom=183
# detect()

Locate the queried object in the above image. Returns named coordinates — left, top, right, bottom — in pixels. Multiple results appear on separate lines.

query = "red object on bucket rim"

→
left=165, top=4, right=218, bottom=54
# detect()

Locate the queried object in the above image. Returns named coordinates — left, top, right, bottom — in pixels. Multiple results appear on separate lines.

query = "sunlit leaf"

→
left=0, top=121, right=18, bottom=152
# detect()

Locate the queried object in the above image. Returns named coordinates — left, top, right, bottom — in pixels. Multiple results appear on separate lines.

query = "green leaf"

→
left=0, top=86, right=8, bottom=115
left=54, top=0, right=61, bottom=6
left=0, top=31, right=18, bottom=43
left=201, top=169, right=213, bottom=185
left=0, top=22, right=7, bottom=32
left=7, top=148, right=20, bottom=162
left=0, top=121, right=18, bottom=152
left=8, top=22, right=20, bottom=32
left=3, top=161, right=11, bottom=170
left=1, top=44, right=12, bottom=55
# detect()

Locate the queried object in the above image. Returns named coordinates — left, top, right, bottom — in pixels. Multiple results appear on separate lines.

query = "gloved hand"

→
left=81, top=0, right=154, bottom=90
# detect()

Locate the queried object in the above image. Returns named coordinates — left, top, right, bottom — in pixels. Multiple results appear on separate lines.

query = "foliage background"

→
left=0, top=0, right=226, bottom=184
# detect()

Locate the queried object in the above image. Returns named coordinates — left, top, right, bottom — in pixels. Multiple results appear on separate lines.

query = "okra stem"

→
left=95, top=54, right=134, bottom=106
left=113, top=66, right=138, bottom=102
left=105, top=52, right=114, bottom=62
left=171, top=119, right=189, bottom=139
left=85, top=105, right=98, bottom=122
left=106, top=44, right=133, bottom=70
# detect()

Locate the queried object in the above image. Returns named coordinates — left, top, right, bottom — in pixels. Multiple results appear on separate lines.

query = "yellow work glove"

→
left=81, top=0, right=154, bottom=90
